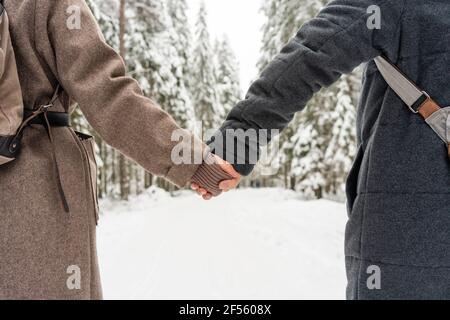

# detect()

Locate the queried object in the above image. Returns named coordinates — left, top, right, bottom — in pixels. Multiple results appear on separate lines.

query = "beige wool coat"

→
left=0, top=0, right=203, bottom=299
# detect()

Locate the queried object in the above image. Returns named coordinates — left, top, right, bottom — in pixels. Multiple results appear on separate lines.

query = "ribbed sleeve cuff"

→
left=190, top=153, right=233, bottom=196
left=165, top=135, right=206, bottom=187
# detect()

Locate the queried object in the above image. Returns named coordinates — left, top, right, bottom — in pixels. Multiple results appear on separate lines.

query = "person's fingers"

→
left=218, top=177, right=240, bottom=191
left=196, top=188, right=207, bottom=196
left=219, top=180, right=231, bottom=191
left=193, top=183, right=214, bottom=198
left=191, top=183, right=199, bottom=190
left=192, top=154, right=241, bottom=196
left=210, top=154, right=242, bottom=191
left=217, top=161, right=241, bottom=179
left=202, top=193, right=213, bottom=201
left=219, top=179, right=239, bottom=191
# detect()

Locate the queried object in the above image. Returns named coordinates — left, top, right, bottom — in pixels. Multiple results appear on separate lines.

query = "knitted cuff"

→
left=190, top=153, right=233, bottom=197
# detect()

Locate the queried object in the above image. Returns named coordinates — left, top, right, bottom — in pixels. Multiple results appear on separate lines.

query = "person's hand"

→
left=214, top=156, right=241, bottom=192
left=191, top=154, right=241, bottom=200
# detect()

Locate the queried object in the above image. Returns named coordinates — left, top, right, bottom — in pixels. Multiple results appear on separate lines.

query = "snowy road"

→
left=97, top=188, right=348, bottom=300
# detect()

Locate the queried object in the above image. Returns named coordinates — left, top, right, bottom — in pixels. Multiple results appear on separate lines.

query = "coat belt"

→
left=18, top=108, right=71, bottom=213
left=23, top=109, right=70, bottom=127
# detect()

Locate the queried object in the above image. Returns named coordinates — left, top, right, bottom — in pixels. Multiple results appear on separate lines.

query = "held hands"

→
left=190, top=154, right=241, bottom=200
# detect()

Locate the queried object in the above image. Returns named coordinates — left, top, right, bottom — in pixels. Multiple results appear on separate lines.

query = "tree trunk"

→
left=283, top=163, right=290, bottom=189
left=135, top=166, right=141, bottom=195
left=290, top=176, right=296, bottom=191
left=144, top=172, right=153, bottom=189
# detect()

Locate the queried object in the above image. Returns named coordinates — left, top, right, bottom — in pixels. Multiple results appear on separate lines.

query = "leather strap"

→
left=418, top=98, right=441, bottom=120
left=375, top=56, right=450, bottom=158
left=11, top=86, right=70, bottom=214
left=24, top=110, right=70, bottom=127
left=418, top=98, right=450, bottom=160
left=41, top=110, right=70, bottom=213
left=375, top=56, right=442, bottom=118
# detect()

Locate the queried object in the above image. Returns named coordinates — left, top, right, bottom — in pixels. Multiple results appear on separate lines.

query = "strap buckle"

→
left=409, top=91, right=430, bottom=114
left=38, top=103, right=53, bottom=112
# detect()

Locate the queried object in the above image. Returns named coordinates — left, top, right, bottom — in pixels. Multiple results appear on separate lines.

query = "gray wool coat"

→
left=1, top=0, right=203, bottom=299
left=210, top=0, right=450, bottom=299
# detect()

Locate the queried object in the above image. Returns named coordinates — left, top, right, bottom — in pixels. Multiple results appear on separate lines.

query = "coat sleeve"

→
left=41, top=0, right=204, bottom=187
left=209, top=0, right=406, bottom=176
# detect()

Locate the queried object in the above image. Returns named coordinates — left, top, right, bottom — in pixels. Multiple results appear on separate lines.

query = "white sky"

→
left=188, top=0, right=265, bottom=90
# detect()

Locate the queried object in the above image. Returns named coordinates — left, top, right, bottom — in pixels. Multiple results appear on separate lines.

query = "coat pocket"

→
left=74, top=131, right=100, bottom=225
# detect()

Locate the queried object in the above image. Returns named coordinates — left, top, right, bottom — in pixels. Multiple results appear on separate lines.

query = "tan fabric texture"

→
left=0, top=0, right=204, bottom=299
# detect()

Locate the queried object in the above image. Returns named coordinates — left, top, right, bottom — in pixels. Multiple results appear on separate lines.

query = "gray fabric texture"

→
left=209, top=0, right=450, bottom=299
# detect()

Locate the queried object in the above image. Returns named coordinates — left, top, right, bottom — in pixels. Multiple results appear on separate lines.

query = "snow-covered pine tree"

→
left=167, top=0, right=190, bottom=78
left=87, top=0, right=120, bottom=48
left=191, top=2, right=221, bottom=132
left=214, top=37, right=242, bottom=116
left=126, top=0, right=168, bottom=97
left=166, top=0, right=195, bottom=129
left=291, top=88, right=336, bottom=198
left=257, top=0, right=283, bottom=72
left=323, top=75, right=357, bottom=196
left=289, top=80, right=358, bottom=199
left=258, top=0, right=326, bottom=71
left=290, top=120, right=326, bottom=198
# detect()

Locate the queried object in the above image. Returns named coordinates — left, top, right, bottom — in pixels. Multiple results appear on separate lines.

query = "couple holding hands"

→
left=3, top=0, right=446, bottom=300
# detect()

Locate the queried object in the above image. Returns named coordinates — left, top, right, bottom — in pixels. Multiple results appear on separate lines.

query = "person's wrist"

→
left=190, top=153, right=233, bottom=197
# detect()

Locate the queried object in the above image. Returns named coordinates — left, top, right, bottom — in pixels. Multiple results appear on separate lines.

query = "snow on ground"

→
left=97, top=188, right=348, bottom=300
